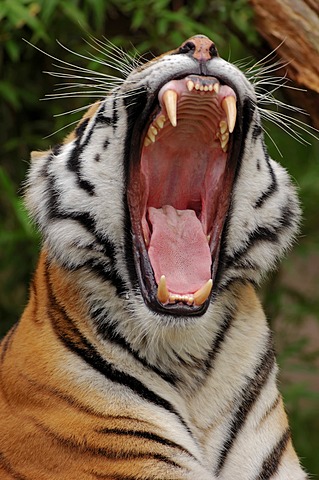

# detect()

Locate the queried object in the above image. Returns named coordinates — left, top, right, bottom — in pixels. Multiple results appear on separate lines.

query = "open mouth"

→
left=128, top=74, right=239, bottom=316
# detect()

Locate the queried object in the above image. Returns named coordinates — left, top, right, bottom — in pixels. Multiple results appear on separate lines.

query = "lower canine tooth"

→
left=162, top=90, right=177, bottom=127
left=157, top=275, right=169, bottom=304
left=194, top=279, right=213, bottom=306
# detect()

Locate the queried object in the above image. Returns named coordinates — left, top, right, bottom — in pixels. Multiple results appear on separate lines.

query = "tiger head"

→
left=26, top=35, right=300, bottom=343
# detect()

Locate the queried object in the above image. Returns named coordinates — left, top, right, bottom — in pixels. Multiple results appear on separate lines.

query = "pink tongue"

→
left=148, top=205, right=212, bottom=294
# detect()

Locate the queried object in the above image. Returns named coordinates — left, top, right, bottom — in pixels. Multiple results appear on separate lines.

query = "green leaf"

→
left=60, top=0, right=90, bottom=31
left=0, top=80, right=20, bottom=107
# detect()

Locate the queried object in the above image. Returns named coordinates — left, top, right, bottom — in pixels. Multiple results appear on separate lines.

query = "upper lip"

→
left=127, top=73, right=240, bottom=316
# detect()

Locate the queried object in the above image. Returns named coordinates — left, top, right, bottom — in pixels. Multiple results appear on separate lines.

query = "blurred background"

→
left=1, top=0, right=318, bottom=474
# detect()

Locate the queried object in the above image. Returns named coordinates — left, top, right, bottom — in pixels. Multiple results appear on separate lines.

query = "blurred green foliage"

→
left=0, top=0, right=318, bottom=474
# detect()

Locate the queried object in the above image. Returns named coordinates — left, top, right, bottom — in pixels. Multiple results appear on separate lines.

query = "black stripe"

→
left=0, top=452, right=29, bottom=480
left=44, top=165, right=125, bottom=293
left=112, top=96, right=118, bottom=131
left=216, top=334, right=275, bottom=474
left=52, top=143, right=62, bottom=156
left=199, top=310, right=234, bottom=380
left=35, top=419, right=181, bottom=468
left=255, top=429, right=291, bottom=480
left=90, top=473, right=161, bottom=480
left=45, top=170, right=117, bottom=261
left=46, top=265, right=193, bottom=438
left=252, top=124, right=262, bottom=141
left=67, top=108, right=102, bottom=195
left=67, top=212, right=117, bottom=260
left=73, top=259, right=126, bottom=295
left=254, top=151, right=277, bottom=208
left=96, top=427, right=195, bottom=458
left=225, top=226, right=279, bottom=268
left=95, top=112, right=113, bottom=125
left=75, top=117, right=90, bottom=138
left=95, top=314, right=177, bottom=384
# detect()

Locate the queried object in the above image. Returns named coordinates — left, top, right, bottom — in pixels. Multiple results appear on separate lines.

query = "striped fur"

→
left=0, top=36, right=306, bottom=479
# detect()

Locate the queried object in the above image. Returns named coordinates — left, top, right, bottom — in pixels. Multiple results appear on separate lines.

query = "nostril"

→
left=178, top=36, right=219, bottom=62
left=179, top=41, right=196, bottom=55
left=209, top=43, right=218, bottom=58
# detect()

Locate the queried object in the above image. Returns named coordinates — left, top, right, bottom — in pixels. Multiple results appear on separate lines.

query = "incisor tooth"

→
left=194, top=279, right=213, bottom=306
left=156, top=115, right=166, bottom=129
left=213, top=83, right=220, bottom=94
left=157, top=275, right=169, bottom=304
left=187, top=80, right=194, bottom=92
left=162, top=90, right=177, bottom=127
left=222, top=96, right=237, bottom=133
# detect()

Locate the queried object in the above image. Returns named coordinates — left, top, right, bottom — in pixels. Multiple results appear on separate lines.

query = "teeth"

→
left=219, top=120, right=228, bottom=134
left=162, top=90, right=177, bottom=127
left=193, top=279, right=213, bottom=306
left=157, top=277, right=212, bottom=307
left=156, top=115, right=166, bottom=129
left=186, top=80, right=195, bottom=92
left=157, top=275, right=169, bottom=304
left=144, top=115, right=166, bottom=147
left=213, top=83, right=220, bottom=94
left=222, top=96, right=237, bottom=133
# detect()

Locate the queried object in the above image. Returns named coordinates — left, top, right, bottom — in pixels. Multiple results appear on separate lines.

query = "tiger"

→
left=0, top=34, right=307, bottom=479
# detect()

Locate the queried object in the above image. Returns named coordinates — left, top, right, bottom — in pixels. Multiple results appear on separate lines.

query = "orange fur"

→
left=0, top=252, right=196, bottom=479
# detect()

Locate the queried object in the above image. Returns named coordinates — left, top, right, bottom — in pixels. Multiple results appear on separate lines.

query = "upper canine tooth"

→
left=162, top=90, right=177, bottom=127
left=157, top=275, right=169, bottom=304
left=222, top=96, right=237, bottom=133
left=194, top=279, right=213, bottom=306
left=186, top=80, right=195, bottom=92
